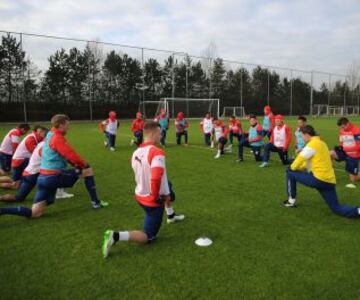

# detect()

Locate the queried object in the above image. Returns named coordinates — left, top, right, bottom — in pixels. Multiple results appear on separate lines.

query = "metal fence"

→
left=0, top=30, right=359, bottom=122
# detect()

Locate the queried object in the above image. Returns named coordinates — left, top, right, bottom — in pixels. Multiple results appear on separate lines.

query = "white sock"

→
left=166, top=206, right=174, bottom=216
left=119, top=231, right=130, bottom=241
left=217, top=150, right=221, bottom=155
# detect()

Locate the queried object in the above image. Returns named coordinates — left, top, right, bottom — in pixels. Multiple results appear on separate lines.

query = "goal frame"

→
left=138, top=100, right=168, bottom=119
left=221, top=106, right=246, bottom=118
left=160, top=97, right=220, bottom=119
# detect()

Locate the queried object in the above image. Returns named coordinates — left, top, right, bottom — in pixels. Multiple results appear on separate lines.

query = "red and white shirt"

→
left=0, top=128, right=22, bottom=155
left=229, top=119, right=242, bottom=134
left=270, top=124, right=291, bottom=150
left=200, top=118, right=214, bottom=134
left=214, top=121, right=229, bottom=141
left=131, top=142, right=170, bottom=207
left=23, top=141, right=44, bottom=176
left=12, top=132, right=41, bottom=168
left=339, top=123, right=360, bottom=158
left=100, top=118, right=118, bottom=135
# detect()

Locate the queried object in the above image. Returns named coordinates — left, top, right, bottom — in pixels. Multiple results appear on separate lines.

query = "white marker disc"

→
left=195, top=237, right=213, bottom=247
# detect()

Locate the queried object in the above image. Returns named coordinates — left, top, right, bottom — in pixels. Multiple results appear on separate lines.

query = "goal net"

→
left=138, top=100, right=168, bottom=119
left=313, top=105, right=329, bottom=116
left=160, top=98, right=220, bottom=119
left=344, top=106, right=359, bottom=115
left=221, top=106, right=246, bottom=118
left=328, top=106, right=344, bottom=116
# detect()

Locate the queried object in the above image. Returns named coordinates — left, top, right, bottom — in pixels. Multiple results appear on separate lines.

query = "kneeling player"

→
left=175, top=112, right=189, bottom=145
left=102, top=121, right=184, bottom=258
left=330, top=117, right=360, bottom=188
left=0, top=125, right=47, bottom=189
left=237, top=115, right=264, bottom=162
left=260, top=115, right=291, bottom=167
left=131, top=112, right=145, bottom=146
left=0, top=123, right=30, bottom=175
left=283, top=125, right=360, bottom=219
left=213, top=118, right=229, bottom=159
left=227, top=115, right=242, bottom=152
left=0, top=114, right=108, bottom=219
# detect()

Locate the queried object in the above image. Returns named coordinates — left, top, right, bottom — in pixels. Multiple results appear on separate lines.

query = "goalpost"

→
left=138, top=100, right=168, bottom=119
left=160, top=97, right=220, bottom=119
left=221, top=106, right=246, bottom=118
left=312, top=105, right=358, bottom=116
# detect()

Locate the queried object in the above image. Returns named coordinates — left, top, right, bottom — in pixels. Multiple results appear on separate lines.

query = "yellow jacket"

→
left=290, top=136, right=336, bottom=184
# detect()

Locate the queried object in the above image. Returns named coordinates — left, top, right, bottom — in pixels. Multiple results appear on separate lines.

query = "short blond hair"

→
left=51, top=114, right=70, bottom=128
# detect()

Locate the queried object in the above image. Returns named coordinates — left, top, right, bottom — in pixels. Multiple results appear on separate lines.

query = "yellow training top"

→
left=290, top=136, right=336, bottom=184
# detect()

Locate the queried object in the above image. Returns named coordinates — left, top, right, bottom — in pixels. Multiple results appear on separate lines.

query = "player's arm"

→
left=291, top=146, right=315, bottom=171
left=223, top=126, right=229, bottom=137
left=25, top=136, right=37, bottom=154
left=199, top=121, right=204, bottom=132
left=131, top=120, right=136, bottom=132
left=149, top=149, right=166, bottom=201
left=50, top=135, right=87, bottom=169
left=284, top=126, right=292, bottom=150
left=99, top=120, right=106, bottom=133
left=270, top=129, right=274, bottom=144
left=10, top=133, right=21, bottom=153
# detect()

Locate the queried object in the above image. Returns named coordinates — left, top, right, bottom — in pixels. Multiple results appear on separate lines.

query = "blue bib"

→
left=40, top=131, right=67, bottom=171
left=249, top=126, right=264, bottom=147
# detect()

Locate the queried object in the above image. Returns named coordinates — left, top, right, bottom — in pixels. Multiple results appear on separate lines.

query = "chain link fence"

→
left=0, top=30, right=359, bottom=122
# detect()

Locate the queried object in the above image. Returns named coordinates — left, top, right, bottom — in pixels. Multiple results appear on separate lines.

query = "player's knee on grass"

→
left=82, top=167, right=94, bottom=177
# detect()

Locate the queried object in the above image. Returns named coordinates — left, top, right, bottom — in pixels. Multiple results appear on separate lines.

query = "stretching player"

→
left=213, top=118, right=229, bottom=159
left=102, top=121, right=184, bottom=258
left=330, top=117, right=360, bottom=189
left=260, top=115, right=291, bottom=167
left=99, top=111, right=119, bottom=151
left=0, top=123, right=30, bottom=175
left=227, top=115, right=242, bottom=152
left=262, top=105, right=275, bottom=138
left=175, top=112, right=189, bottom=146
left=0, top=114, right=108, bottom=218
left=131, top=112, right=145, bottom=146
left=283, top=125, right=360, bottom=219
left=200, top=112, right=214, bottom=147
left=294, top=116, right=307, bottom=154
left=237, top=115, right=264, bottom=162
left=0, top=125, right=47, bottom=189
left=154, top=108, right=170, bottom=147
left=0, top=140, right=74, bottom=203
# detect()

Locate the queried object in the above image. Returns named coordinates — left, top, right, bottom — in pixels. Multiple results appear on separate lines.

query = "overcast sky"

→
left=0, top=0, right=359, bottom=76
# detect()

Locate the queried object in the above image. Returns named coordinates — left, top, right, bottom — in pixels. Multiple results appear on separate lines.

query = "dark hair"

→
left=249, top=114, right=257, bottom=119
left=143, top=120, right=160, bottom=132
left=337, top=117, right=349, bottom=127
left=205, top=112, right=211, bottom=115
left=231, top=115, right=236, bottom=119
left=300, top=125, right=317, bottom=136
left=212, top=117, right=218, bottom=122
left=51, top=114, right=70, bottom=128
left=298, top=115, right=307, bottom=122
left=18, top=123, right=30, bottom=131
left=33, top=125, right=48, bottom=132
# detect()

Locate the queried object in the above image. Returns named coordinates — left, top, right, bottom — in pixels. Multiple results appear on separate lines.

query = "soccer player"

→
left=0, top=140, right=74, bottom=203
left=0, top=114, right=108, bottom=218
left=260, top=115, right=291, bottom=167
left=227, top=115, right=242, bottom=152
left=175, top=112, right=189, bottom=146
left=262, top=105, right=275, bottom=138
left=0, top=123, right=30, bottom=175
left=294, top=116, right=307, bottom=154
left=0, top=125, right=48, bottom=189
left=330, top=117, right=360, bottom=188
left=131, top=112, right=145, bottom=146
left=283, top=125, right=360, bottom=218
left=213, top=118, right=229, bottom=159
left=154, top=108, right=170, bottom=147
left=99, top=111, right=119, bottom=151
left=200, top=112, right=214, bottom=147
left=237, top=115, right=264, bottom=162
left=101, top=121, right=184, bottom=258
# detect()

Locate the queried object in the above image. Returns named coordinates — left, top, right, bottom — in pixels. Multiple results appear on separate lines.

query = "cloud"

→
left=0, top=0, right=359, bottom=75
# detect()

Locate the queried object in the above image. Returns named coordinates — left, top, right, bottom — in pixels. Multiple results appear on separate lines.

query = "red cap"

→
left=275, top=114, right=283, bottom=121
left=177, top=112, right=184, bottom=118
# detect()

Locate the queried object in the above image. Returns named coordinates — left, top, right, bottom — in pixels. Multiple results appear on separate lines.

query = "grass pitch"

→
left=1, top=116, right=360, bottom=299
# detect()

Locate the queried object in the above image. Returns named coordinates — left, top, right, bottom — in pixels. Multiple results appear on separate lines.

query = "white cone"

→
left=195, top=237, right=213, bottom=247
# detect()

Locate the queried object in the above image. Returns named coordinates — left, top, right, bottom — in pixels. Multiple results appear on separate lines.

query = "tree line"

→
left=0, top=33, right=359, bottom=121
